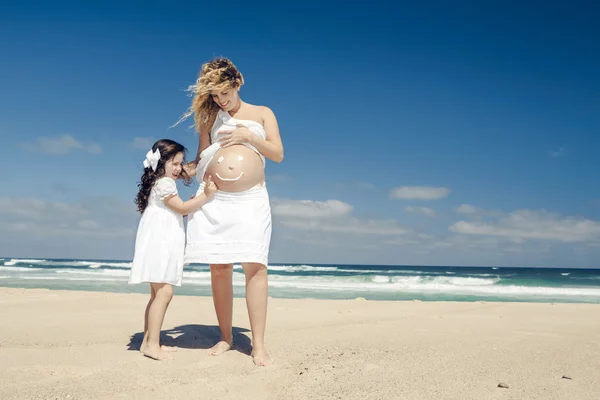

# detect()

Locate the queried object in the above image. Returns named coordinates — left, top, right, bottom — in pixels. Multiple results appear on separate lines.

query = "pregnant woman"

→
left=178, top=57, right=283, bottom=366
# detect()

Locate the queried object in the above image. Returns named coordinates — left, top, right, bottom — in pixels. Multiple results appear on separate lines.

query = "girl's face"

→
left=164, top=152, right=183, bottom=180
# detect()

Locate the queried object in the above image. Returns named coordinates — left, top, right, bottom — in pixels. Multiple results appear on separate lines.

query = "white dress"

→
left=184, top=109, right=272, bottom=267
left=129, top=177, right=185, bottom=286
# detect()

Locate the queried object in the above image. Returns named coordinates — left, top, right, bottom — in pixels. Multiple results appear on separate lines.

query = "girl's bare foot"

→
left=142, top=345, right=172, bottom=361
left=208, top=340, right=232, bottom=356
left=251, top=347, right=273, bottom=367
left=141, top=344, right=177, bottom=353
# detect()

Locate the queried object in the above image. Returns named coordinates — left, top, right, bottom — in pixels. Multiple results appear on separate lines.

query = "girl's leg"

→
left=242, top=262, right=272, bottom=366
left=140, top=284, right=157, bottom=352
left=208, top=263, right=234, bottom=356
left=142, top=283, right=174, bottom=361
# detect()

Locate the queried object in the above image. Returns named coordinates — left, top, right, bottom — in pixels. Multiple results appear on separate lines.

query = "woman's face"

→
left=211, top=87, right=238, bottom=111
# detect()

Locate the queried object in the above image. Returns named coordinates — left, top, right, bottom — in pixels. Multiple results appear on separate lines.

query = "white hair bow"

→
left=143, top=148, right=161, bottom=171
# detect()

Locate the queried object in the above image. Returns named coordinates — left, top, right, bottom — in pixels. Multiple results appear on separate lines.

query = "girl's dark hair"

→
left=135, top=139, right=192, bottom=213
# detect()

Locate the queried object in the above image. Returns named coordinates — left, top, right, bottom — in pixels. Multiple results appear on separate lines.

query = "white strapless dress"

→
left=184, top=110, right=272, bottom=266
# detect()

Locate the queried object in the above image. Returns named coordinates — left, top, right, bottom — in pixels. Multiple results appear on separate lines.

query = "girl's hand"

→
left=203, top=175, right=217, bottom=198
left=217, top=124, right=251, bottom=147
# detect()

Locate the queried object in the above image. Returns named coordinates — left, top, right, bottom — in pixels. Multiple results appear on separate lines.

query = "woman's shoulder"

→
left=244, top=103, right=275, bottom=123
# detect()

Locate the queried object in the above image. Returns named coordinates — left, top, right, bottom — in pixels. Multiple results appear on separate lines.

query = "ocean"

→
left=1, top=257, right=600, bottom=303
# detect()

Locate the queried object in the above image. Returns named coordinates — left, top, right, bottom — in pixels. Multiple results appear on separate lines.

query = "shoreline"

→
left=2, top=287, right=600, bottom=399
left=2, top=283, right=600, bottom=305
left=0, top=284, right=587, bottom=305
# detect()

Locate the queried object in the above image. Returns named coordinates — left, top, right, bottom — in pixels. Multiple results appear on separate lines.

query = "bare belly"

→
left=205, top=145, right=264, bottom=192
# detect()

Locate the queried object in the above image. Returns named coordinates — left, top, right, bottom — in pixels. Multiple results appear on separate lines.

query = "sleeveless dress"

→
left=129, top=177, right=185, bottom=286
left=184, top=109, right=272, bottom=266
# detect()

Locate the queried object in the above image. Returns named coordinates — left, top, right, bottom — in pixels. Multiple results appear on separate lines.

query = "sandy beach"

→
left=1, top=288, right=599, bottom=399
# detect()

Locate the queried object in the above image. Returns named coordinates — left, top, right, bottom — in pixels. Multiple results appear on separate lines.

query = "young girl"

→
left=129, top=138, right=217, bottom=361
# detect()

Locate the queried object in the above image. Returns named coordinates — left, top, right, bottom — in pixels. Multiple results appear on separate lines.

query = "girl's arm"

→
left=157, top=176, right=216, bottom=215
left=163, top=192, right=210, bottom=216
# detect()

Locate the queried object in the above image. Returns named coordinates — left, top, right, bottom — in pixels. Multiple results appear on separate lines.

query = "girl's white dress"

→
left=129, top=177, right=185, bottom=286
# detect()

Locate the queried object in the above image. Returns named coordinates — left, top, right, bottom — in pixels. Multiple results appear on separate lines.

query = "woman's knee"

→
left=242, top=263, right=267, bottom=280
left=210, top=263, right=233, bottom=279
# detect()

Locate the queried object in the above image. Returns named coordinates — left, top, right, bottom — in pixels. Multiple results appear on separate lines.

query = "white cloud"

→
left=132, top=137, right=155, bottom=150
left=334, top=182, right=376, bottom=190
left=280, top=217, right=409, bottom=236
left=454, top=204, right=502, bottom=217
left=21, top=134, right=102, bottom=155
left=405, top=206, right=436, bottom=217
left=271, top=198, right=408, bottom=236
left=357, top=182, right=375, bottom=189
left=455, top=204, right=479, bottom=214
left=549, top=147, right=567, bottom=157
left=272, top=199, right=353, bottom=218
left=0, top=196, right=136, bottom=240
left=268, top=173, right=294, bottom=183
left=77, top=220, right=99, bottom=229
left=450, top=209, right=600, bottom=243
left=390, top=186, right=451, bottom=200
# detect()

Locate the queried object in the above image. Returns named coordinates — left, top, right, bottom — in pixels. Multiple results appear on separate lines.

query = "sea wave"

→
left=2, top=258, right=600, bottom=300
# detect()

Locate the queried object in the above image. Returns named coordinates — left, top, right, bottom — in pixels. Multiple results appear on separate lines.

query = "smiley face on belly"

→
left=205, top=145, right=264, bottom=192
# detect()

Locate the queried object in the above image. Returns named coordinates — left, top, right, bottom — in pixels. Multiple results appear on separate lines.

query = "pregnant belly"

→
left=205, top=145, right=264, bottom=192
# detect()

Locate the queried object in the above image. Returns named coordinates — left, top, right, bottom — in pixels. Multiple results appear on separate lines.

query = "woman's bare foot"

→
left=142, top=345, right=172, bottom=361
left=208, top=340, right=232, bottom=356
left=251, top=347, right=273, bottom=367
left=161, top=345, right=178, bottom=352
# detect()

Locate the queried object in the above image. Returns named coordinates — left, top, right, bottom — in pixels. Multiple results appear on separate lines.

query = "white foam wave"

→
left=0, top=266, right=44, bottom=272
left=4, top=262, right=599, bottom=299
left=265, top=274, right=600, bottom=297
left=55, top=269, right=131, bottom=277
left=5, top=258, right=47, bottom=266
left=269, top=265, right=339, bottom=272
left=2, top=259, right=132, bottom=269
left=14, top=276, right=124, bottom=282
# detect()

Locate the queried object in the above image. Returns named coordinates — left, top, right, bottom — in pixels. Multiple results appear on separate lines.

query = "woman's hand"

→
left=182, top=161, right=198, bottom=177
left=217, top=124, right=252, bottom=147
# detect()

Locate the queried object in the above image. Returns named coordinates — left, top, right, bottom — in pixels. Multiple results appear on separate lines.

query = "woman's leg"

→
left=208, top=263, right=234, bottom=355
left=242, top=262, right=272, bottom=366
left=142, top=283, right=174, bottom=361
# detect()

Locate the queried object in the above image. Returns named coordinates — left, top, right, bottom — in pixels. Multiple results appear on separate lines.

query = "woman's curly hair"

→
left=135, top=139, right=192, bottom=213
left=172, top=57, right=244, bottom=135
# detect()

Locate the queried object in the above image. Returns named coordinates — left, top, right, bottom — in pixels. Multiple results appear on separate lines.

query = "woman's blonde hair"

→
left=174, top=57, right=244, bottom=133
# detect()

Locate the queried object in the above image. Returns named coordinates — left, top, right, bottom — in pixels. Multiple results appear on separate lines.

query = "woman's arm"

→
left=183, top=120, right=211, bottom=176
left=214, top=106, right=284, bottom=163
left=249, top=106, right=284, bottom=163
left=248, top=106, right=283, bottom=163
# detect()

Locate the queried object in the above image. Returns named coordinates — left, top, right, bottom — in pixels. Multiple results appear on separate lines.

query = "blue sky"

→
left=1, top=1, right=599, bottom=267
